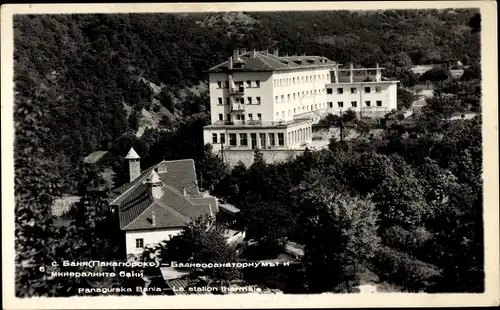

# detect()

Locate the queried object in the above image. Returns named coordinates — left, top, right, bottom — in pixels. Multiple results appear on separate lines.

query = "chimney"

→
left=273, top=48, right=279, bottom=57
left=250, top=49, right=256, bottom=58
left=240, top=48, right=246, bottom=54
left=183, top=187, right=187, bottom=196
left=147, top=170, right=163, bottom=199
left=263, top=49, right=269, bottom=56
left=233, top=49, right=240, bottom=61
left=152, top=211, right=156, bottom=227
left=349, top=63, right=354, bottom=83
left=228, top=56, right=233, bottom=70
left=376, top=63, right=381, bottom=82
left=124, top=147, right=141, bottom=182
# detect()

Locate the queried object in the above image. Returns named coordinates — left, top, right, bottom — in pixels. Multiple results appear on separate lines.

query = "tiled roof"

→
left=219, top=203, right=240, bottom=214
left=190, top=196, right=219, bottom=213
left=110, top=159, right=218, bottom=231
left=208, top=51, right=337, bottom=73
left=83, top=150, right=108, bottom=164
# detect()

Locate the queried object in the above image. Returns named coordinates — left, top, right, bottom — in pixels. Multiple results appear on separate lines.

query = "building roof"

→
left=124, top=147, right=140, bottom=159
left=51, top=195, right=81, bottom=217
left=108, top=159, right=219, bottom=231
left=160, top=267, right=190, bottom=281
left=147, top=170, right=162, bottom=184
left=208, top=50, right=337, bottom=73
left=219, top=203, right=240, bottom=214
left=83, top=150, right=108, bottom=164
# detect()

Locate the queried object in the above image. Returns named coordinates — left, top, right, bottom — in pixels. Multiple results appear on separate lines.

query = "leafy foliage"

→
left=298, top=185, right=381, bottom=292
left=397, top=87, right=417, bottom=110
left=420, top=66, right=450, bottom=82
left=160, top=215, right=241, bottom=286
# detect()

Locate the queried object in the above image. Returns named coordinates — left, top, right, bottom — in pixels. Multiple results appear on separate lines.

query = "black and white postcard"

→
left=2, top=1, right=498, bottom=309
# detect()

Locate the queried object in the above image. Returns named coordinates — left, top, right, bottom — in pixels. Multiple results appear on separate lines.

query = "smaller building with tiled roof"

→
left=110, top=147, right=219, bottom=256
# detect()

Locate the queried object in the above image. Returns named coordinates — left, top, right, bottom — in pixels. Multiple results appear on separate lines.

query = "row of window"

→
left=213, top=132, right=285, bottom=147
left=274, top=74, right=330, bottom=87
left=216, top=80, right=260, bottom=89
left=327, top=86, right=382, bottom=94
left=328, top=100, right=383, bottom=108
left=276, top=102, right=328, bottom=119
left=217, top=96, right=261, bottom=105
left=275, top=89, right=327, bottom=103
left=217, top=113, right=262, bottom=121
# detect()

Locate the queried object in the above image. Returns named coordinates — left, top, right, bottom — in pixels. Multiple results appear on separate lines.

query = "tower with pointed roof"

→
left=147, top=170, right=163, bottom=199
left=125, top=147, right=141, bottom=182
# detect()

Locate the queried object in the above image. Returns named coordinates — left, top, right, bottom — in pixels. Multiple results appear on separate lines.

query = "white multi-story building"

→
left=202, top=48, right=398, bottom=166
left=325, top=63, right=399, bottom=118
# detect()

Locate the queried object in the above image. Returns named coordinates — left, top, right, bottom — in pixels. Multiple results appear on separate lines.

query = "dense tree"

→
left=342, top=109, right=357, bottom=122
left=461, top=61, right=481, bottom=81
left=244, top=201, right=294, bottom=250
left=298, top=185, right=380, bottom=293
left=384, top=52, right=419, bottom=87
left=423, top=96, right=465, bottom=120
left=196, top=144, right=230, bottom=191
left=397, top=87, right=417, bottom=110
left=160, top=215, right=241, bottom=286
left=420, top=66, right=450, bottom=82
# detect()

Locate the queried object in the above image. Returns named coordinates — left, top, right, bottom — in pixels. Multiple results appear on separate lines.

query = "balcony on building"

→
left=229, top=85, right=245, bottom=96
left=231, top=102, right=246, bottom=112
left=207, top=119, right=310, bottom=129
left=331, top=63, right=383, bottom=84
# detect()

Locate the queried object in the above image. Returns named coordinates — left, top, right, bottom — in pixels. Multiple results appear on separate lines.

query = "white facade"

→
left=324, top=81, right=398, bottom=118
left=203, top=49, right=398, bottom=162
left=125, top=228, right=183, bottom=256
left=208, top=68, right=333, bottom=125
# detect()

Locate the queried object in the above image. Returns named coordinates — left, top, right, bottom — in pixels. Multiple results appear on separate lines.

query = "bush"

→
left=420, top=67, right=449, bottom=82
left=373, top=246, right=441, bottom=292
left=397, top=88, right=417, bottom=110
left=342, top=109, right=357, bottom=122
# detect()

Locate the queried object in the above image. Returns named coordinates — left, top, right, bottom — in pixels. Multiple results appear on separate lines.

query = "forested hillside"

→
left=14, top=10, right=480, bottom=174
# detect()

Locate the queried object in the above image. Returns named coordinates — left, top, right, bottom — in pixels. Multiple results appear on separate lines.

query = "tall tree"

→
left=298, top=185, right=380, bottom=293
left=160, top=215, right=241, bottom=287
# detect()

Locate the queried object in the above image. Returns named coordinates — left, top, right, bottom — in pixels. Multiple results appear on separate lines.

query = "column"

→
left=266, top=132, right=270, bottom=147
left=236, top=131, right=240, bottom=147
left=350, top=63, right=354, bottom=83
left=257, top=132, right=261, bottom=149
